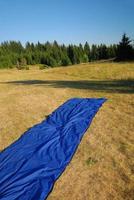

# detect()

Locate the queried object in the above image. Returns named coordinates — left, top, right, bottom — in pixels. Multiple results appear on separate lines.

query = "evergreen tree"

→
left=116, top=33, right=134, bottom=61
left=67, top=45, right=74, bottom=64
left=84, top=42, right=90, bottom=61
left=98, top=44, right=108, bottom=60
left=107, top=45, right=117, bottom=59
left=0, top=34, right=133, bottom=69
left=90, top=45, right=99, bottom=61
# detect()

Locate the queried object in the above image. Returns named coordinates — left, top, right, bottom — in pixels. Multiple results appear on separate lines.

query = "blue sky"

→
left=0, top=0, right=134, bottom=45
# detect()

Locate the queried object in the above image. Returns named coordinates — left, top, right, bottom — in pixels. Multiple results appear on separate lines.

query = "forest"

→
left=0, top=34, right=134, bottom=69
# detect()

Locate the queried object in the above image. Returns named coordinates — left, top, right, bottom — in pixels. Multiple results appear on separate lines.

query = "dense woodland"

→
left=0, top=34, right=134, bottom=69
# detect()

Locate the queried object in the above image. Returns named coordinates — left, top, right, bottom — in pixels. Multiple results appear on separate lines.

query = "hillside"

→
left=0, top=62, right=134, bottom=200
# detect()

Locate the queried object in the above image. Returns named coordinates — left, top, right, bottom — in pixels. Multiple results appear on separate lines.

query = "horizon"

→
left=0, top=0, right=134, bottom=45
left=0, top=39, right=119, bottom=47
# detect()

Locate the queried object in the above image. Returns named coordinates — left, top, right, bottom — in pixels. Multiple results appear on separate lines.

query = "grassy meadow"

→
left=0, top=62, right=134, bottom=200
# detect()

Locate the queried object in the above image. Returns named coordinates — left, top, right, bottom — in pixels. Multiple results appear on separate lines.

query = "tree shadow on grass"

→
left=1, top=79, right=134, bottom=94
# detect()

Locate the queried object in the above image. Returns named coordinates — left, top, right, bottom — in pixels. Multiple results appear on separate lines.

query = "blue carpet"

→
left=0, top=98, right=106, bottom=200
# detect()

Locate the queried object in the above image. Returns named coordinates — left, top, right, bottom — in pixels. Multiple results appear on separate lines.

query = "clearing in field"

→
left=0, top=62, right=134, bottom=200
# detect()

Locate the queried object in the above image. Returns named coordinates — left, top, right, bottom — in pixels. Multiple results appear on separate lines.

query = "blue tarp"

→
left=0, top=98, right=106, bottom=200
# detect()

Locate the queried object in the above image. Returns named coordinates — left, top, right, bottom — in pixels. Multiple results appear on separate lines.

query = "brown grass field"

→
left=0, top=62, right=134, bottom=200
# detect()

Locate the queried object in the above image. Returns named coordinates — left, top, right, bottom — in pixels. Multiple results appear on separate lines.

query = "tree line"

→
left=0, top=34, right=133, bottom=69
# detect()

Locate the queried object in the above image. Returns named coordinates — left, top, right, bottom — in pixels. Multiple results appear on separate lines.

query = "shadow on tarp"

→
left=1, top=79, right=134, bottom=94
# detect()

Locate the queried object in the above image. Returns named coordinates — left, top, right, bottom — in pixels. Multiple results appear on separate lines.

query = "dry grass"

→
left=0, top=62, right=134, bottom=200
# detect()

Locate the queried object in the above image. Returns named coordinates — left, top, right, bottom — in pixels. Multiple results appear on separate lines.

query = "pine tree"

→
left=116, top=33, right=134, bottom=61
left=98, top=44, right=108, bottom=60
left=91, top=45, right=99, bottom=61
left=84, top=42, right=90, bottom=61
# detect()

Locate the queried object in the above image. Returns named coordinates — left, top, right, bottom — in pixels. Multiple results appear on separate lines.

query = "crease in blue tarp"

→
left=0, top=98, right=106, bottom=200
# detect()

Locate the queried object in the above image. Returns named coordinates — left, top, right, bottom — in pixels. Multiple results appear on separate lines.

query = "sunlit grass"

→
left=0, top=62, right=134, bottom=200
